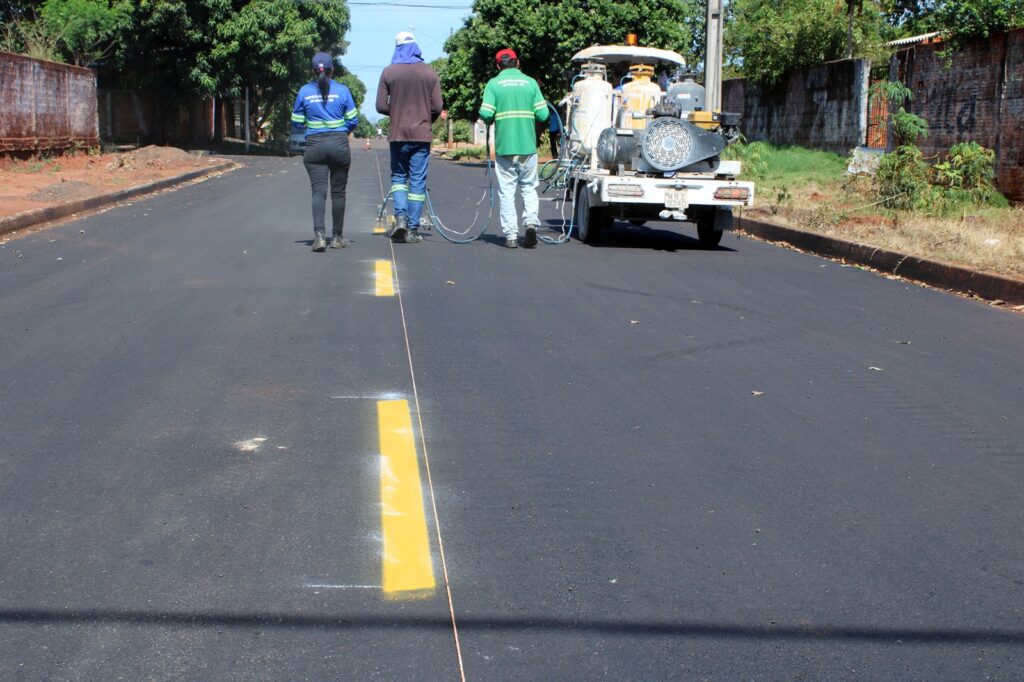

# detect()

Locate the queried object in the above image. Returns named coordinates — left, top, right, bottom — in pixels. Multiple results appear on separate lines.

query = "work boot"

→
left=312, top=233, right=327, bottom=252
left=403, top=230, right=423, bottom=243
left=505, top=236, right=519, bottom=249
left=329, top=235, right=347, bottom=248
left=390, top=215, right=408, bottom=242
left=524, top=225, right=538, bottom=248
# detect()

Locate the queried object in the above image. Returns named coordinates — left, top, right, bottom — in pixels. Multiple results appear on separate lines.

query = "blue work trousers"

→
left=389, top=141, right=430, bottom=228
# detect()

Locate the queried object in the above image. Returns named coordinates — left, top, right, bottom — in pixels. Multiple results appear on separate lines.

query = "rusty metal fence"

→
left=0, top=51, right=99, bottom=153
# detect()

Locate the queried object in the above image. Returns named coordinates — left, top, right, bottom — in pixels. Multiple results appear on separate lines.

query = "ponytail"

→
left=317, top=70, right=331, bottom=104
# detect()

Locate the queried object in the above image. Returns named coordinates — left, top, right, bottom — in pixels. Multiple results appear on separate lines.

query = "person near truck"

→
left=292, top=52, right=359, bottom=252
left=375, top=31, right=444, bottom=243
left=478, top=48, right=550, bottom=248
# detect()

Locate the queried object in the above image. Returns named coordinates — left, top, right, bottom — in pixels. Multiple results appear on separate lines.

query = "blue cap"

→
left=312, top=52, right=334, bottom=72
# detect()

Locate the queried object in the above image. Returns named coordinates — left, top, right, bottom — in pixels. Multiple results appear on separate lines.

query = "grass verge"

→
left=731, top=143, right=1024, bottom=277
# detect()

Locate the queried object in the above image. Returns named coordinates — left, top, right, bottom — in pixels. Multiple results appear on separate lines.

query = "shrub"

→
left=876, top=145, right=931, bottom=210
left=449, top=146, right=486, bottom=161
left=721, top=139, right=769, bottom=180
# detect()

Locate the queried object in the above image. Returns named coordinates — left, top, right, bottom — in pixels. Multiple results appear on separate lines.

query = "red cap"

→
left=495, top=48, right=517, bottom=64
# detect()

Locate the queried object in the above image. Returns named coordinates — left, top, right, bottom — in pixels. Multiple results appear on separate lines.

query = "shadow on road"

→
left=0, top=608, right=1022, bottom=645
left=539, top=219, right=737, bottom=253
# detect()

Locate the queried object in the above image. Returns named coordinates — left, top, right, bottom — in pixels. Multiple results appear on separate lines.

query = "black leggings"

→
left=302, top=132, right=351, bottom=236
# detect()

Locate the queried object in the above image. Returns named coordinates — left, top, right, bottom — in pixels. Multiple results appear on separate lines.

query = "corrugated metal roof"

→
left=887, top=32, right=941, bottom=48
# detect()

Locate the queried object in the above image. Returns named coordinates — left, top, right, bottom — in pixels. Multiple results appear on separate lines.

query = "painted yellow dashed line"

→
left=378, top=399, right=435, bottom=595
left=375, top=260, right=395, bottom=296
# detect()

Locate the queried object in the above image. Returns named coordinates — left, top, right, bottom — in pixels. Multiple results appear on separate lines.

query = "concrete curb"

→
left=735, top=215, right=1024, bottom=306
left=0, top=160, right=238, bottom=237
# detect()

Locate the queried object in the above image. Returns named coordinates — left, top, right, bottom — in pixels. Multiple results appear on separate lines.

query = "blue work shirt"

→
left=291, top=80, right=358, bottom=135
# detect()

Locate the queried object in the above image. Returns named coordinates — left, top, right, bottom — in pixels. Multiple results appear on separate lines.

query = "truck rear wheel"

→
left=574, top=186, right=611, bottom=243
left=695, top=208, right=724, bottom=248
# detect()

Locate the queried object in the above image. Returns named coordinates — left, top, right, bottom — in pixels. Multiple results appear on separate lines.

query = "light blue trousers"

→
left=494, top=153, right=540, bottom=238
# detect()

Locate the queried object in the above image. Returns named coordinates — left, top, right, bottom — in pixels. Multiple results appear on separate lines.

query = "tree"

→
left=928, top=0, right=1024, bottom=46
left=441, top=0, right=706, bottom=120
left=353, top=114, right=376, bottom=138
left=727, top=0, right=888, bottom=86
left=377, top=116, right=390, bottom=136
left=110, top=0, right=350, bottom=141
left=335, top=67, right=366, bottom=110
left=39, top=0, right=128, bottom=66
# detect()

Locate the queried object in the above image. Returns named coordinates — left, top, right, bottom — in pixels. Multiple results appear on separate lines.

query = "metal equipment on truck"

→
left=553, top=1, right=754, bottom=246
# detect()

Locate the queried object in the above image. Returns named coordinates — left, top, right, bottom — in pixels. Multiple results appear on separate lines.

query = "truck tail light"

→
left=714, top=187, right=750, bottom=201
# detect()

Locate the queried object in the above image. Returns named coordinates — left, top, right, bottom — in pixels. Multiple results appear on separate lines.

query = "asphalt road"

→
left=1, top=142, right=1023, bottom=680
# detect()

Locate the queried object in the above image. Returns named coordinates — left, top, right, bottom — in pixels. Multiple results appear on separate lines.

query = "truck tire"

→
left=574, top=186, right=611, bottom=243
left=696, top=208, right=724, bottom=248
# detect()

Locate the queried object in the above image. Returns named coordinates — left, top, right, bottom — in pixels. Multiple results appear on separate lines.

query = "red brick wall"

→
left=0, top=51, right=99, bottom=153
left=895, top=29, right=1024, bottom=202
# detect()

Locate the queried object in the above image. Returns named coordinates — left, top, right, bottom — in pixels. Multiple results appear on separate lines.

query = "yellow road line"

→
left=378, top=399, right=435, bottom=595
left=375, top=260, right=395, bottom=296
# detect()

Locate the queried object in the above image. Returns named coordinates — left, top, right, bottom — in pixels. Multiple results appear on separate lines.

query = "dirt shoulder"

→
left=741, top=192, right=1024, bottom=280
left=0, top=146, right=228, bottom=220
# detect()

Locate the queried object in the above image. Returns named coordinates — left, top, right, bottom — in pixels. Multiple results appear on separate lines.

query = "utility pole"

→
left=244, top=86, right=250, bottom=152
left=705, top=0, right=724, bottom=113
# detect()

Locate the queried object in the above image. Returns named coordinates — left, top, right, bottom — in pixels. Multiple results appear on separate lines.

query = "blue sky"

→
left=342, top=1, right=474, bottom=121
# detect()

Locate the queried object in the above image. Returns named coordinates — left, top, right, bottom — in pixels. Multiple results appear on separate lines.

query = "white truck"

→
left=555, top=40, right=754, bottom=247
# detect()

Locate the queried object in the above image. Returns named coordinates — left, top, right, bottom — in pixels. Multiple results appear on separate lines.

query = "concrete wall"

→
left=0, top=51, right=99, bottom=153
left=723, top=59, right=870, bottom=155
left=895, top=29, right=1024, bottom=202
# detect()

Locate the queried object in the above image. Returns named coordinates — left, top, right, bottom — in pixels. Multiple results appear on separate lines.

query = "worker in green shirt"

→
left=478, top=48, right=550, bottom=248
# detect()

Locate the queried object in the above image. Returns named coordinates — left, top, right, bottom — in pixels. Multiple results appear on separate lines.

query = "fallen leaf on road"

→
left=869, top=366, right=883, bottom=371
left=896, top=340, right=911, bottom=345
left=629, top=320, right=640, bottom=325
left=446, top=280, right=456, bottom=285
left=751, top=391, right=765, bottom=397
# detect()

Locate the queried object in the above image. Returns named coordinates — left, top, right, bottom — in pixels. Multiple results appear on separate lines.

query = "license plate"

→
left=664, top=189, right=688, bottom=209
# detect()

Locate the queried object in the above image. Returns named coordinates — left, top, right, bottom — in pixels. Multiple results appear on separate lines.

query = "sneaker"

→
left=505, top=236, right=519, bottom=249
left=524, top=225, right=538, bottom=248
left=403, top=230, right=423, bottom=243
left=312, top=234, right=327, bottom=252
left=390, top=215, right=408, bottom=242
left=329, top=236, right=347, bottom=248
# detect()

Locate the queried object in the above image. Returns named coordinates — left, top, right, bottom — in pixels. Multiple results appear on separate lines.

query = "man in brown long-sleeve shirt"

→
left=375, top=31, right=443, bottom=243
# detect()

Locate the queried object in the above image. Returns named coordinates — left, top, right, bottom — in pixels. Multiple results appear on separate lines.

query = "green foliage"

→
left=335, top=71, right=366, bottom=110
left=430, top=118, right=472, bottom=144
left=40, top=0, right=128, bottom=66
left=0, top=15, right=63, bottom=61
left=441, top=0, right=706, bottom=120
left=722, top=139, right=770, bottom=180
left=377, top=116, right=390, bottom=136
left=871, top=79, right=928, bottom=146
left=931, top=0, right=1024, bottom=53
left=932, top=141, right=1007, bottom=207
left=353, top=114, right=376, bottom=139
left=876, top=144, right=932, bottom=210
left=727, top=0, right=889, bottom=86
left=449, top=146, right=487, bottom=161
left=114, top=1, right=349, bottom=100
left=892, top=109, right=928, bottom=146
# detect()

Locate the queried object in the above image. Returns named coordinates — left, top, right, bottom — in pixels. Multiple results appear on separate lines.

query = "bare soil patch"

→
left=0, top=146, right=224, bottom=218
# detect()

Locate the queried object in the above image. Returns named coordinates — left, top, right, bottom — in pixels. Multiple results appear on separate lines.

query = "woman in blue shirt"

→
left=291, top=52, right=359, bottom=251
